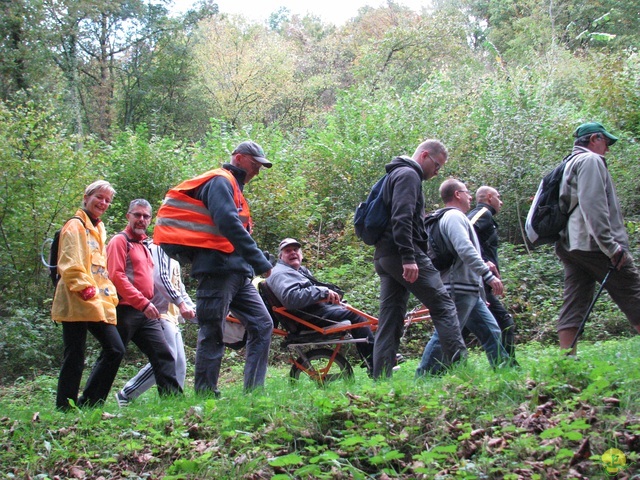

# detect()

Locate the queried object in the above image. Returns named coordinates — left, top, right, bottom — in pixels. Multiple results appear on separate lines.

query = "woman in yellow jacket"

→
left=52, top=180, right=125, bottom=411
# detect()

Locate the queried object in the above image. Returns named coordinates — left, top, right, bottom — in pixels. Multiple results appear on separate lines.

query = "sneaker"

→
left=114, top=391, right=129, bottom=407
left=395, top=353, right=405, bottom=365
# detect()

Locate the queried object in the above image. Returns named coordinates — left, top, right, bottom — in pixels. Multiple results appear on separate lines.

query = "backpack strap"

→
left=469, top=207, right=489, bottom=226
left=116, top=232, right=154, bottom=265
left=116, top=232, right=133, bottom=253
left=561, top=152, right=581, bottom=217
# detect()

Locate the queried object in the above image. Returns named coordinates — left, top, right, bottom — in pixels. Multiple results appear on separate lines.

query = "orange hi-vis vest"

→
left=154, top=168, right=252, bottom=253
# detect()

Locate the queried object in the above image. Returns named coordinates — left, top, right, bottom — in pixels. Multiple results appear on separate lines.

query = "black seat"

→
left=258, top=281, right=302, bottom=334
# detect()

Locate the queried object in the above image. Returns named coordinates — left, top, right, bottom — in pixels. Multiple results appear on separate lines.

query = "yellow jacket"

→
left=51, top=209, right=119, bottom=323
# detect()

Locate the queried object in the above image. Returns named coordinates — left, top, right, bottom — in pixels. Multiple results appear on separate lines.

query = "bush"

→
left=0, top=302, right=62, bottom=384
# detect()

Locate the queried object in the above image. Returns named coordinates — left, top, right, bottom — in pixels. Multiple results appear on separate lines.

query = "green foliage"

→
left=0, top=302, right=61, bottom=383
left=0, top=97, right=96, bottom=300
left=104, top=126, right=194, bottom=229
left=2, top=0, right=640, bottom=368
left=1, top=338, right=638, bottom=477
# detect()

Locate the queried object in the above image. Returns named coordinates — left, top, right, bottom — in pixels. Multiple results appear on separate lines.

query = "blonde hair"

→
left=83, top=180, right=116, bottom=206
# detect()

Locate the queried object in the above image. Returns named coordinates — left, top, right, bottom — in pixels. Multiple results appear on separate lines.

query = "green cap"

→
left=574, top=122, right=618, bottom=145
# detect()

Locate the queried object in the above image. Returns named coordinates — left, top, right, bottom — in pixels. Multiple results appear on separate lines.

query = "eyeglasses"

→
left=250, top=156, right=266, bottom=171
left=426, top=153, right=441, bottom=170
left=598, top=134, right=612, bottom=147
left=457, top=190, right=472, bottom=196
left=130, top=212, right=152, bottom=220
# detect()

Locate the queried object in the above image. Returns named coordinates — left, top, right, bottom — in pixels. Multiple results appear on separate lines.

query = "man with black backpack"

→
left=372, top=139, right=467, bottom=378
left=416, top=179, right=508, bottom=376
left=556, top=122, right=640, bottom=352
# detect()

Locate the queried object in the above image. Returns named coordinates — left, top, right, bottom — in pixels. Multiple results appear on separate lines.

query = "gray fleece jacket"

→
left=439, top=208, right=496, bottom=296
left=559, top=146, right=628, bottom=258
left=266, top=261, right=330, bottom=310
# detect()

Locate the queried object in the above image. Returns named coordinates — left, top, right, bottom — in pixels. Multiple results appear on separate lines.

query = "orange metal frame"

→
left=226, top=303, right=430, bottom=339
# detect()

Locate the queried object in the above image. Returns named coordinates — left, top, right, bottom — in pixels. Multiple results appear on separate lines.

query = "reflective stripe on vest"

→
left=153, top=168, right=251, bottom=253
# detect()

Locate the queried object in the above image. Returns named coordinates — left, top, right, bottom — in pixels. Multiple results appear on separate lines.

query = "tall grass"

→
left=2, top=337, right=638, bottom=478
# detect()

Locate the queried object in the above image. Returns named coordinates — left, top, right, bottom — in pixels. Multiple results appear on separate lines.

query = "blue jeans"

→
left=466, top=284, right=517, bottom=362
left=194, top=273, right=273, bottom=393
left=416, top=293, right=507, bottom=376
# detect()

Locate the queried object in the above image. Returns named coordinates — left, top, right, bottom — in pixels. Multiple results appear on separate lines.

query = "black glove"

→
left=263, top=250, right=277, bottom=267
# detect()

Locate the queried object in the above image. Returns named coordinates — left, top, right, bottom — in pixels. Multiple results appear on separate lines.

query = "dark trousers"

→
left=116, top=305, right=182, bottom=396
left=302, top=303, right=375, bottom=367
left=373, top=252, right=467, bottom=379
left=56, top=321, right=125, bottom=410
left=194, top=273, right=273, bottom=393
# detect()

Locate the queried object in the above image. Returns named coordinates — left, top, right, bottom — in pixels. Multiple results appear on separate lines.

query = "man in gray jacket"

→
left=556, top=122, right=640, bottom=352
left=267, top=238, right=375, bottom=371
left=416, top=179, right=508, bottom=376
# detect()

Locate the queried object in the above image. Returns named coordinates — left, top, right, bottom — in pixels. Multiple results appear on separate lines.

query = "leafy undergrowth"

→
left=1, top=339, right=639, bottom=479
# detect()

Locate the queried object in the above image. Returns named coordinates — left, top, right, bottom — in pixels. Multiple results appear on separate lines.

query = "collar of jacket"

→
left=571, top=145, right=607, bottom=166
left=386, top=155, right=424, bottom=179
left=81, top=208, right=102, bottom=226
left=223, top=163, right=247, bottom=190
left=475, top=202, right=496, bottom=215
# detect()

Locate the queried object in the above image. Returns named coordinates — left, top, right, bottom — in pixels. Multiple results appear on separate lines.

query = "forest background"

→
left=1, top=0, right=640, bottom=382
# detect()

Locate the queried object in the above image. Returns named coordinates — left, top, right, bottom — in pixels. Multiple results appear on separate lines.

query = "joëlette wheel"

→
left=289, top=347, right=354, bottom=384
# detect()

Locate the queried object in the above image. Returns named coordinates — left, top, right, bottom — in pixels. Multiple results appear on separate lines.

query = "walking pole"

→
left=568, top=254, right=623, bottom=352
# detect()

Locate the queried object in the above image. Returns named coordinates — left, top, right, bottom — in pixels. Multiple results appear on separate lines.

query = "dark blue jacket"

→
left=190, top=163, right=272, bottom=278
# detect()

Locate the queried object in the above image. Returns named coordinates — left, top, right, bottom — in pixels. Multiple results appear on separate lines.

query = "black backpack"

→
left=354, top=174, right=389, bottom=246
left=424, top=207, right=457, bottom=271
left=46, top=216, right=85, bottom=287
left=525, top=153, right=577, bottom=246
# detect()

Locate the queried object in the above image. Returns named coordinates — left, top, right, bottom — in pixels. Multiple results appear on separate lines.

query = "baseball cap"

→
left=232, top=141, right=272, bottom=168
left=574, top=122, right=618, bottom=145
left=279, top=238, right=301, bottom=252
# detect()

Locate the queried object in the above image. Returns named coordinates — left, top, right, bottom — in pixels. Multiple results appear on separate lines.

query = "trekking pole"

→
left=568, top=254, right=623, bottom=351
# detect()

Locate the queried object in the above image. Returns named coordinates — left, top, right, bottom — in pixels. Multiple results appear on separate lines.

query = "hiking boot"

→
left=114, top=391, right=129, bottom=408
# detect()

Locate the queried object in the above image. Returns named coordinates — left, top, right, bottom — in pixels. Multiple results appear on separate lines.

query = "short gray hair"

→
left=127, top=198, right=152, bottom=213
left=415, top=139, right=448, bottom=159
left=440, top=178, right=464, bottom=203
